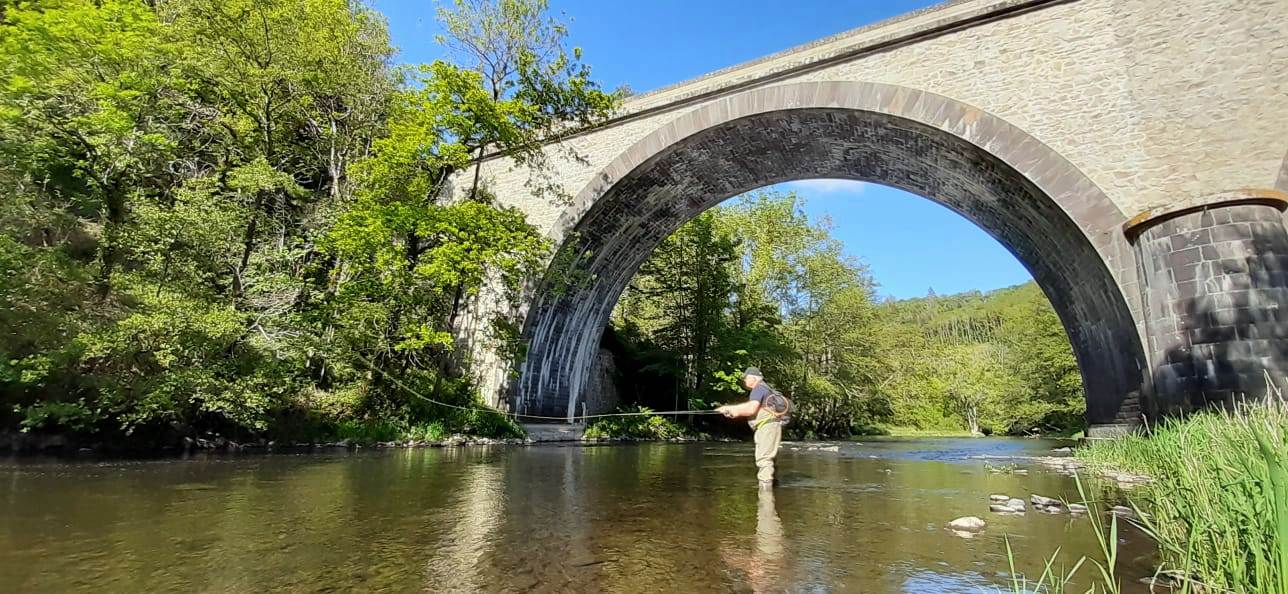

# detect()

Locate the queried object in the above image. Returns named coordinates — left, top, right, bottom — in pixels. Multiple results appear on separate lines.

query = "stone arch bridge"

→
left=458, top=0, right=1288, bottom=436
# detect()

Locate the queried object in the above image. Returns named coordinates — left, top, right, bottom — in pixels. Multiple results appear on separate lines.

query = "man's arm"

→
left=716, top=400, right=762, bottom=419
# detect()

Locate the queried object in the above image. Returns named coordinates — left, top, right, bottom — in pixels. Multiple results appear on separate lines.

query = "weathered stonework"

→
left=456, top=0, right=1288, bottom=436
left=1130, top=193, right=1288, bottom=416
left=581, top=347, right=620, bottom=419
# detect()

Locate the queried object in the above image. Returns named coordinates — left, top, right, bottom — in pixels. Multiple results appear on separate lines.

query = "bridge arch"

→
left=513, top=81, right=1147, bottom=432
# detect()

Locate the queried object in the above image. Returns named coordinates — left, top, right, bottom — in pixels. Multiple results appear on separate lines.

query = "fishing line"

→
left=351, top=351, right=723, bottom=422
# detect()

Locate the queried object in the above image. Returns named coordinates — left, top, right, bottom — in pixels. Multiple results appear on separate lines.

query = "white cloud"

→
left=780, top=178, right=869, bottom=195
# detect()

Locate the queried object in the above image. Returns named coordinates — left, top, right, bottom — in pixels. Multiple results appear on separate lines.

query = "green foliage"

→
left=583, top=407, right=696, bottom=440
left=1078, top=397, right=1288, bottom=593
left=0, top=0, right=611, bottom=445
left=434, top=0, right=618, bottom=202
left=72, top=279, right=291, bottom=433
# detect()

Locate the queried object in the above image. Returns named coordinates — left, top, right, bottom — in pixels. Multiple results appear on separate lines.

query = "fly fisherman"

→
left=715, top=367, right=790, bottom=489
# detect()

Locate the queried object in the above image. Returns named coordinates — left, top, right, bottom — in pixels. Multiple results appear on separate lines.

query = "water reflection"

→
left=426, top=449, right=504, bottom=591
left=0, top=440, right=1156, bottom=593
left=751, top=488, right=786, bottom=592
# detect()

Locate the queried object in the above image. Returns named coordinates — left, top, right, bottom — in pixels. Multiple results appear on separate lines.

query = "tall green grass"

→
left=1002, top=476, right=1122, bottom=594
left=1076, top=396, right=1288, bottom=594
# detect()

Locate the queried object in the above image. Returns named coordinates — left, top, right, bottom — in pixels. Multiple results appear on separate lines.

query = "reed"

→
left=1077, top=393, right=1288, bottom=594
left=1002, top=474, right=1121, bottom=594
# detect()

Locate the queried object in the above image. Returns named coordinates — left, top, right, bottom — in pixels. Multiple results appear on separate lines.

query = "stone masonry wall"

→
left=476, top=0, right=1288, bottom=239
left=1134, top=200, right=1288, bottom=416
left=580, top=348, right=620, bottom=418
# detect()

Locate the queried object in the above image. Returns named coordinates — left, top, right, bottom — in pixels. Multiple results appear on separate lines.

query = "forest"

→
left=0, top=0, right=1083, bottom=448
left=0, top=0, right=616, bottom=447
left=608, top=191, right=1085, bottom=438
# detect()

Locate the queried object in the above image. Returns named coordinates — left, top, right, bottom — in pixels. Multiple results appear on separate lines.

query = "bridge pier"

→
left=1130, top=191, right=1288, bottom=419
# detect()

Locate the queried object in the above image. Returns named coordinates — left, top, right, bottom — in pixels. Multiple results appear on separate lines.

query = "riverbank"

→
left=870, top=426, right=977, bottom=438
left=1073, top=399, right=1288, bottom=594
left=0, top=407, right=529, bottom=455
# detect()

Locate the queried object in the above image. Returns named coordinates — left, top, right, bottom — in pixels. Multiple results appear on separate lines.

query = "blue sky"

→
left=373, top=0, right=1034, bottom=299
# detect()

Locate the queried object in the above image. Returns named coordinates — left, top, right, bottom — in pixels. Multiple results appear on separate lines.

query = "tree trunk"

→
left=232, top=193, right=264, bottom=299
left=95, top=184, right=127, bottom=299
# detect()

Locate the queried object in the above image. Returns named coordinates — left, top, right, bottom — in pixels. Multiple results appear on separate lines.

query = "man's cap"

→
left=742, top=367, right=762, bottom=379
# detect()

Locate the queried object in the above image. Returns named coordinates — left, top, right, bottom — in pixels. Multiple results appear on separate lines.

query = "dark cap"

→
left=742, top=367, right=762, bottom=379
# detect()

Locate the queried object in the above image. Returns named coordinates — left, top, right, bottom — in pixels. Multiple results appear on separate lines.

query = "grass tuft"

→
left=1077, top=396, right=1288, bottom=594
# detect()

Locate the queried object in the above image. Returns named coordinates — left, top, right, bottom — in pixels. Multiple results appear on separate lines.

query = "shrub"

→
left=583, top=406, right=696, bottom=440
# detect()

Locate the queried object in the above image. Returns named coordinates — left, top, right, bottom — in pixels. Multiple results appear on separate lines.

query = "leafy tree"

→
left=436, top=0, right=618, bottom=201
left=620, top=212, right=737, bottom=405
left=0, top=0, right=614, bottom=444
left=0, top=0, right=197, bottom=296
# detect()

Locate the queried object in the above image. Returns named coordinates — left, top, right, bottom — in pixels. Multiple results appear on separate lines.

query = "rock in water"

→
left=1031, top=494, right=1061, bottom=507
left=1007, top=498, right=1026, bottom=511
left=1068, top=503, right=1089, bottom=514
left=947, top=516, right=986, bottom=532
left=1111, top=506, right=1137, bottom=519
left=989, top=494, right=1010, bottom=503
left=990, top=504, right=1023, bottom=514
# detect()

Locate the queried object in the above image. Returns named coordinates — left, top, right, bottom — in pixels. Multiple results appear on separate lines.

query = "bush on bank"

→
left=582, top=407, right=703, bottom=441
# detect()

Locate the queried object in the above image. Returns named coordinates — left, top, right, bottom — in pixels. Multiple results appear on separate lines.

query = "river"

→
left=1, top=438, right=1157, bottom=592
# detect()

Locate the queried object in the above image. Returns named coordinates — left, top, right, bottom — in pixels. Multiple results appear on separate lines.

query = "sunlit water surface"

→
left=1, top=438, right=1157, bottom=592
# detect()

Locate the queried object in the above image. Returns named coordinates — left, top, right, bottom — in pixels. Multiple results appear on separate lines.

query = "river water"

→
left=1, top=438, right=1157, bottom=593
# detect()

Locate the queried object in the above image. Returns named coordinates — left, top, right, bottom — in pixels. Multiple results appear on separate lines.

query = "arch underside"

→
left=516, top=107, right=1146, bottom=427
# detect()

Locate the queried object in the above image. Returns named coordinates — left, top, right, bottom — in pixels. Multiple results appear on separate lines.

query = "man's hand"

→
left=715, top=400, right=761, bottom=419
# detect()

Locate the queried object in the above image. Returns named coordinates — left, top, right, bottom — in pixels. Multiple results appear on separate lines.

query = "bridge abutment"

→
left=1130, top=191, right=1288, bottom=418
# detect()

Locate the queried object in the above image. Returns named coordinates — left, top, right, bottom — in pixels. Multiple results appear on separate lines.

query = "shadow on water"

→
left=1, top=440, right=1156, bottom=592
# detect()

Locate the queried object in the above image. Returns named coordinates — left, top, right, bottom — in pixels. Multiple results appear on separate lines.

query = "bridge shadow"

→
left=1148, top=210, right=1288, bottom=418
